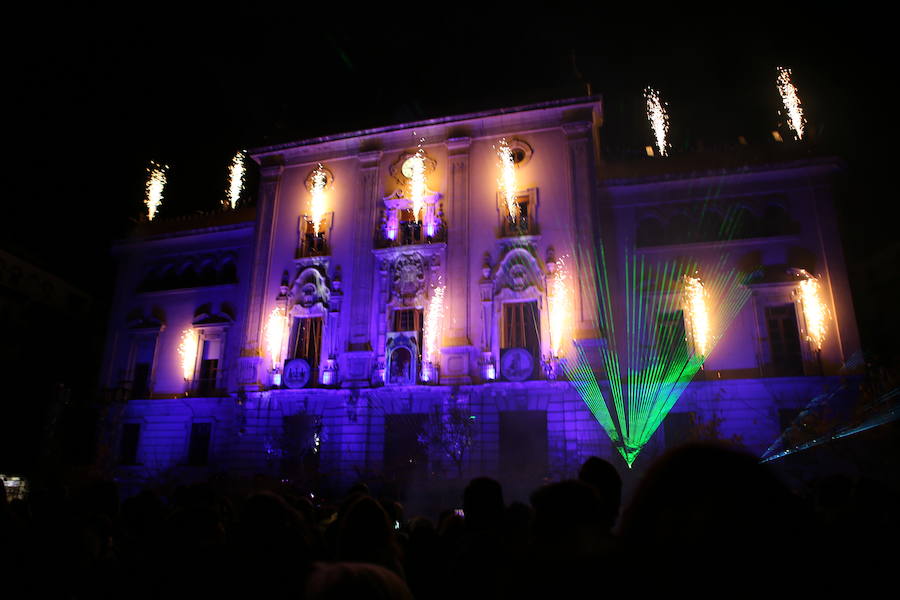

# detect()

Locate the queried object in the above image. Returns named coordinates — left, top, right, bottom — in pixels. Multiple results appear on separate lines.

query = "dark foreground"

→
left=2, top=443, right=896, bottom=598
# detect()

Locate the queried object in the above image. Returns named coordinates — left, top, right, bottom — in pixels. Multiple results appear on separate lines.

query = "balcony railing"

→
left=376, top=221, right=446, bottom=248
left=298, top=232, right=329, bottom=258
left=500, top=215, right=537, bottom=238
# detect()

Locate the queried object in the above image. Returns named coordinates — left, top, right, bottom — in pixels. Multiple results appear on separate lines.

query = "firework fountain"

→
left=265, top=307, right=288, bottom=372
left=548, top=256, right=572, bottom=358
left=497, top=138, right=519, bottom=221
left=683, top=274, right=710, bottom=357
left=777, top=67, right=806, bottom=140
left=409, top=140, right=427, bottom=225
left=309, top=163, right=328, bottom=236
left=422, top=279, right=445, bottom=382
left=145, top=162, right=168, bottom=221
left=644, top=88, right=670, bottom=157
left=225, top=151, right=246, bottom=210
left=796, top=270, right=827, bottom=351
left=177, top=328, right=199, bottom=381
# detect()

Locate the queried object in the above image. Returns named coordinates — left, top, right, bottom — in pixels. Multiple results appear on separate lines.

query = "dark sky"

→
left=5, top=8, right=893, bottom=348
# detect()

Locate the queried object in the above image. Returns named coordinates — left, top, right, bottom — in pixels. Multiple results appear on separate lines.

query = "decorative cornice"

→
left=358, top=150, right=383, bottom=169
left=259, top=164, right=284, bottom=181
left=561, top=121, right=593, bottom=138
left=447, top=136, right=472, bottom=153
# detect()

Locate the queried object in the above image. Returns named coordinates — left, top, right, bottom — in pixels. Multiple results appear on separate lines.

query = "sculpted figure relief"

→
left=392, top=253, right=425, bottom=305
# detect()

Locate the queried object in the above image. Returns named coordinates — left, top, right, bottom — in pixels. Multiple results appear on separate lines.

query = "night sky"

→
left=4, top=8, right=894, bottom=354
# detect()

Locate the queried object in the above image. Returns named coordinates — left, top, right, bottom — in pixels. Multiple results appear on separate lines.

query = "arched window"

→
left=219, top=258, right=237, bottom=284
left=732, top=207, right=758, bottom=239
left=668, top=213, right=693, bottom=245
left=697, top=210, right=723, bottom=242
left=199, top=260, right=217, bottom=286
left=761, top=203, right=791, bottom=236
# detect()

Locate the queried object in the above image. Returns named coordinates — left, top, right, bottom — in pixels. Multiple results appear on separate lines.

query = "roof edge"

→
left=250, top=95, right=602, bottom=158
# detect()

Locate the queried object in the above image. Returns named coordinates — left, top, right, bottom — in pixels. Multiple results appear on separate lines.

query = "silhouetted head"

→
left=306, top=562, right=413, bottom=600
left=531, top=480, right=607, bottom=554
left=337, top=494, right=396, bottom=569
left=463, top=477, right=504, bottom=531
left=240, top=491, right=313, bottom=566
left=619, top=443, right=802, bottom=563
left=347, top=482, right=370, bottom=497
left=234, top=492, right=314, bottom=595
left=578, top=456, right=622, bottom=530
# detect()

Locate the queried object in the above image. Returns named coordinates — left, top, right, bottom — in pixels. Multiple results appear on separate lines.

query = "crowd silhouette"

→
left=2, top=443, right=896, bottom=598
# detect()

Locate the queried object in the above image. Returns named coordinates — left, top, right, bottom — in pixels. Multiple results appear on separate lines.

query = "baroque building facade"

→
left=99, top=97, right=860, bottom=496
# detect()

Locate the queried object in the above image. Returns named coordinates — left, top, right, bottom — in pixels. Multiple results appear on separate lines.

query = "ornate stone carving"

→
left=291, top=266, right=330, bottom=312
left=304, top=164, right=334, bottom=192
left=508, top=264, right=529, bottom=291
left=391, top=253, right=425, bottom=305
left=390, top=151, right=437, bottom=184
left=493, top=246, right=544, bottom=296
left=283, top=358, right=312, bottom=388
left=504, top=137, right=534, bottom=166
left=501, top=348, right=534, bottom=382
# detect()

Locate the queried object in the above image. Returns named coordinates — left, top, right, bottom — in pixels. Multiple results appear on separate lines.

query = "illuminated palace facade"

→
left=100, top=97, right=860, bottom=493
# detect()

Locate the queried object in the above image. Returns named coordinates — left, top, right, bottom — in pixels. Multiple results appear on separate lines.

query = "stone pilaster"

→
left=342, top=150, right=382, bottom=386
left=240, top=163, right=283, bottom=388
left=562, top=122, right=601, bottom=339
left=441, top=137, right=474, bottom=383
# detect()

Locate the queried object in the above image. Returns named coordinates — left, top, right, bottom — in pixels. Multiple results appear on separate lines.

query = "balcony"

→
left=297, top=231, right=329, bottom=258
left=375, top=219, right=446, bottom=249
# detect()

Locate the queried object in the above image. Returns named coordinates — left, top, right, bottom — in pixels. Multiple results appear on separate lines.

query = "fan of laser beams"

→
left=564, top=209, right=757, bottom=466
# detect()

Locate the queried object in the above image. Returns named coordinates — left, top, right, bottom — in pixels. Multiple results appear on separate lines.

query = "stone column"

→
left=440, top=137, right=474, bottom=383
left=373, top=257, right=391, bottom=383
left=563, top=122, right=601, bottom=339
left=239, top=163, right=283, bottom=389
left=341, top=150, right=382, bottom=386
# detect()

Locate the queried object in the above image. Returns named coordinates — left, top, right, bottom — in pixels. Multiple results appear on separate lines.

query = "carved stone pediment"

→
left=391, top=252, right=425, bottom=305
left=291, top=266, right=330, bottom=312
left=492, top=246, right=544, bottom=297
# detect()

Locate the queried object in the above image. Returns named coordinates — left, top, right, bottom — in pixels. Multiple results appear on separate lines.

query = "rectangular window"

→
left=501, top=301, right=540, bottom=356
left=399, top=208, right=424, bottom=245
left=502, top=194, right=533, bottom=236
left=393, top=308, right=422, bottom=333
left=197, top=338, right=221, bottom=396
left=392, top=308, right=423, bottom=356
left=301, top=218, right=327, bottom=257
left=765, top=304, right=803, bottom=376
left=131, top=336, right=156, bottom=398
left=120, top=423, right=141, bottom=465
left=290, top=317, right=323, bottom=372
left=187, top=422, right=212, bottom=466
